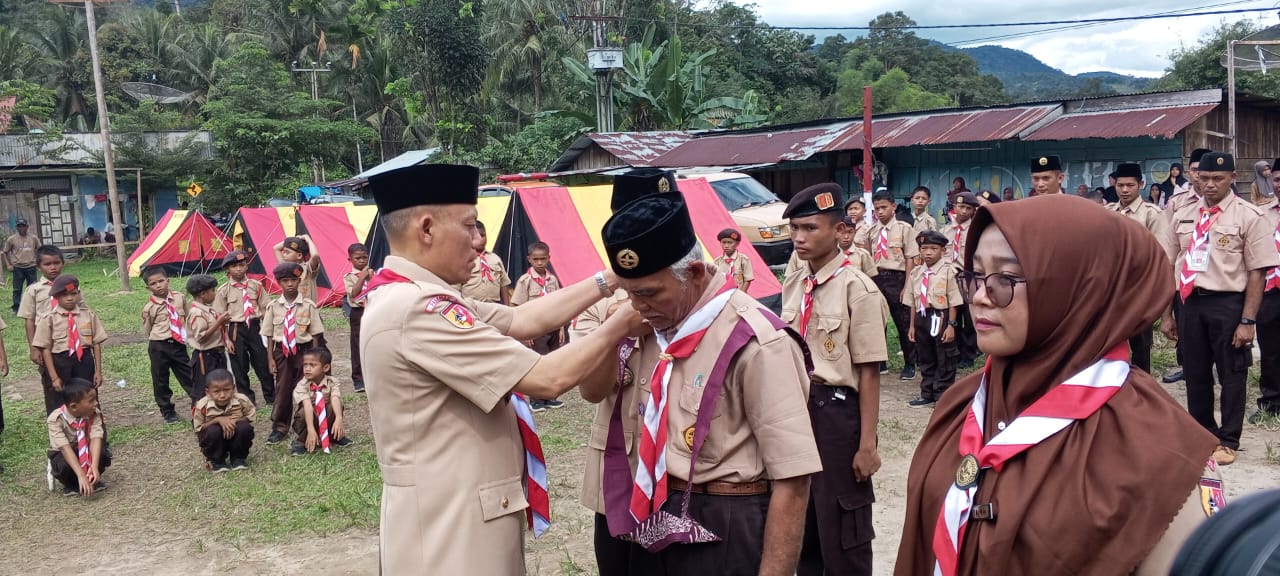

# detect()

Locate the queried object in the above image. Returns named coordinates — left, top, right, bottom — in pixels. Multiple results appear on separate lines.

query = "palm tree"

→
left=30, top=5, right=91, bottom=127
left=171, top=22, right=245, bottom=105
left=0, top=25, right=38, bottom=80
left=483, top=0, right=565, bottom=114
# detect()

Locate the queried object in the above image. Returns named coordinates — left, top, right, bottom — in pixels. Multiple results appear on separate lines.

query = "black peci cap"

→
left=1189, top=148, right=1212, bottom=166
left=612, top=168, right=678, bottom=211
left=368, top=164, right=480, bottom=214
left=602, top=193, right=697, bottom=279
left=1031, top=155, right=1063, bottom=173
left=783, top=182, right=843, bottom=219
left=1198, top=152, right=1235, bottom=173
left=1114, top=163, right=1144, bottom=180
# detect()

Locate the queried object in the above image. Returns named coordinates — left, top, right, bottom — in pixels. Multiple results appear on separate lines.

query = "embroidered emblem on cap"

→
left=1216, top=157, right=1225, bottom=166
left=730, top=232, right=739, bottom=241
left=616, top=249, right=640, bottom=270
left=236, top=253, right=245, bottom=261
left=816, top=192, right=835, bottom=210
left=287, top=241, right=300, bottom=250
left=658, top=178, right=671, bottom=193
left=1039, top=157, right=1049, bottom=166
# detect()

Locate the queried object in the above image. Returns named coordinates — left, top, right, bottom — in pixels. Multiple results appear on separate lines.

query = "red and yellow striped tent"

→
left=127, top=209, right=231, bottom=277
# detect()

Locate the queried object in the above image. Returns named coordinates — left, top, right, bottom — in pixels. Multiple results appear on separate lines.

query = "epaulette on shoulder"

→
left=738, top=298, right=787, bottom=346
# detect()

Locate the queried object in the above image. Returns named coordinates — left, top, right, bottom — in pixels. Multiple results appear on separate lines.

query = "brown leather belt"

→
left=669, top=477, right=771, bottom=496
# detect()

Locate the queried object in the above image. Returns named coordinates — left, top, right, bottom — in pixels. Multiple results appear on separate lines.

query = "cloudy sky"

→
left=747, top=0, right=1279, bottom=77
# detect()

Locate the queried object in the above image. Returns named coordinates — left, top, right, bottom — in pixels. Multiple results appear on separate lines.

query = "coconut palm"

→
left=170, top=22, right=246, bottom=105
left=484, top=0, right=566, bottom=114
left=30, top=5, right=91, bottom=127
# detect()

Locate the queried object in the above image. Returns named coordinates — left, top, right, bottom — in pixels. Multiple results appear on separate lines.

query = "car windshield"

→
left=708, top=177, right=779, bottom=209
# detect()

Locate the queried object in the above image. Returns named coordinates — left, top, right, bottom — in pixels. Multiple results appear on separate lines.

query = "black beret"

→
left=917, top=230, right=948, bottom=247
left=1189, top=148, right=1212, bottom=165
left=1031, top=155, right=1063, bottom=173
left=1199, top=152, right=1235, bottom=173
left=602, top=193, right=697, bottom=279
left=1114, top=163, right=1144, bottom=180
left=282, top=237, right=309, bottom=256
left=783, top=183, right=843, bottom=219
left=273, top=262, right=304, bottom=281
left=611, top=168, right=678, bottom=211
left=368, top=163, right=479, bottom=214
left=716, top=228, right=741, bottom=242
left=50, top=274, right=79, bottom=296
left=222, top=250, right=249, bottom=266
left=15, top=219, right=27, bottom=226
left=978, top=189, right=1002, bottom=204
left=955, top=192, right=981, bottom=208
left=185, top=274, right=218, bottom=295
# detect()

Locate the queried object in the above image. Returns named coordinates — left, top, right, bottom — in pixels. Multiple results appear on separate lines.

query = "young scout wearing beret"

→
left=904, top=230, right=963, bottom=408
left=141, top=266, right=194, bottom=423
left=859, top=190, right=920, bottom=381
left=186, top=274, right=231, bottom=403
left=215, top=250, right=275, bottom=404
left=35, top=275, right=107, bottom=397
left=713, top=228, right=753, bottom=291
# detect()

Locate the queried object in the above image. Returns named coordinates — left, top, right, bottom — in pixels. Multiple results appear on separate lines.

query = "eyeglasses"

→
left=957, top=271, right=1026, bottom=308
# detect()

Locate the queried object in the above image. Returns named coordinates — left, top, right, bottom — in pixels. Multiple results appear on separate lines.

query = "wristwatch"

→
left=594, top=271, right=613, bottom=297
left=1240, top=317, right=1257, bottom=326
left=948, top=320, right=959, bottom=327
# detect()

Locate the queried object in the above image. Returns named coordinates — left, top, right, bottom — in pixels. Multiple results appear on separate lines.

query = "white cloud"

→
left=744, top=0, right=1278, bottom=77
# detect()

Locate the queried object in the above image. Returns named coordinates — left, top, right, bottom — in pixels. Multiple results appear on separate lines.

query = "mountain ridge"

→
left=957, top=44, right=1153, bottom=100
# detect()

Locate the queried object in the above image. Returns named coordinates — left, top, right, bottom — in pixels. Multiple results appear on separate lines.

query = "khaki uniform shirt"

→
left=939, top=220, right=972, bottom=268
left=186, top=301, right=225, bottom=351
left=858, top=218, right=918, bottom=272
left=459, top=252, right=510, bottom=303
left=623, top=283, right=821, bottom=486
left=343, top=269, right=371, bottom=308
left=3, top=233, right=38, bottom=268
left=142, top=291, right=188, bottom=341
left=511, top=270, right=560, bottom=305
left=18, top=277, right=57, bottom=321
left=1164, top=189, right=1200, bottom=224
left=845, top=246, right=878, bottom=278
left=260, top=296, right=324, bottom=344
left=903, top=260, right=963, bottom=312
left=1161, top=192, right=1279, bottom=293
left=47, top=406, right=105, bottom=450
left=192, top=393, right=256, bottom=431
left=782, top=255, right=889, bottom=391
left=912, top=211, right=938, bottom=234
left=1259, top=198, right=1280, bottom=291
left=293, top=374, right=342, bottom=407
left=361, top=255, right=542, bottom=575
left=214, top=278, right=268, bottom=323
left=713, top=251, right=754, bottom=289
left=299, top=265, right=319, bottom=304
left=34, top=303, right=107, bottom=353
left=1109, top=198, right=1168, bottom=241
left=573, top=290, right=635, bottom=514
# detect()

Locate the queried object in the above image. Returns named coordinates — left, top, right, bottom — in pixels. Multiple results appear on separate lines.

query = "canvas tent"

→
left=364, top=195, right=511, bottom=273
left=127, top=209, right=232, bottom=277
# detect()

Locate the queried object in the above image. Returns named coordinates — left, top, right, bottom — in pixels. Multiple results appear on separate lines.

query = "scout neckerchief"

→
left=531, top=271, right=554, bottom=296
left=932, top=344, right=1130, bottom=576
left=1266, top=204, right=1280, bottom=292
left=234, top=281, right=255, bottom=323
left=800, top=255, right=852, bottom=339
left=154, top=294, right=186, bottom=344
left=477, top=252, right=495, bottom=283
left=282, top=301, right=298, bottom=356
left=64, top=308, right=84, bottom=360
left=874, top=225, right=891, bottom=262
left=631, top=287, right=734, bottom=523
left=512, top=391, right=551, bottom=537
left=358, top=268, right=412, bottom=299
left=1178, top=205, right=1222, bottom=302
left=65, top=407, right=95, bottom=480
left=311, top=381, right=331, bottom=453
left=722, top=252, right=736, bottom=283
left=951, top=222, right=966, bottom=262
left=918, top=267, right=934, bottom=315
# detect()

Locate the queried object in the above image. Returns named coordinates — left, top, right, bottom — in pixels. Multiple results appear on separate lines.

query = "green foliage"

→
left=478, top=116, right=588, bottom=173
left=1154, top=20, right=1280, bottom=97
left=0, top=79, right=57, bottom=125
left=110, top=101, right=215, bottom=199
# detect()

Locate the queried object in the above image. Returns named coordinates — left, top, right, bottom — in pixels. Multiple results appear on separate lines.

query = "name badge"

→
left=1187, top=244, right=1210, bottom=272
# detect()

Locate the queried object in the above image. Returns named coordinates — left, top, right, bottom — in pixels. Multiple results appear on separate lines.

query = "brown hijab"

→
left=895, top=195, right=1218, bottom=576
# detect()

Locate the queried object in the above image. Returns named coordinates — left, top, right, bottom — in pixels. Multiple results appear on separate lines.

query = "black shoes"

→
left=290, top=442, right=306, bottom=456
left=162, top=413, right=180, bottom=424
left=900, top=365, right=917, bottom=380
left=1162, top=369, right=1184, bottom=384
left=908, top=397, right=935, bottom=408
left=353, top=382, right=366, bottom=394
left=230, top=458, right=249, bottom=471
left=266, top=430, right=286, bottom=444
left=334, top=437, right=354, bottom=447
left=211, top=460, right=230, bottom=473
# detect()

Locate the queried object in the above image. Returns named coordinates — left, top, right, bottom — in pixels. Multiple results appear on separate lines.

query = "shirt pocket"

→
left=477, top=476, right=528, bottom=522
left=1212, top=225, right=1243, bottom=253
left=815, top=315, right=847, bottom=361
left=1174, top=221, right=1196, bottom=246
left=678, top=376, right=726, bottom=422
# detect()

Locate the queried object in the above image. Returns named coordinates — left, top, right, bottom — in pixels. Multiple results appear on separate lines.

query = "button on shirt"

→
left=1109, top=197, right=1168, bottom=242
left=904, top=259, right=963, bottom=312
left=142, top=291, right=188, bottom=341
left=858, top=218, right=919, bottom=272
left=214, top=278, right=267, bottom=322
left=261, top=297, right=325, bottom=344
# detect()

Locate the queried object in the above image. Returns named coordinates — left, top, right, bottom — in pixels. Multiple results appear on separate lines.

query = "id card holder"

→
left=1187, top=244, right=1210, bottom=272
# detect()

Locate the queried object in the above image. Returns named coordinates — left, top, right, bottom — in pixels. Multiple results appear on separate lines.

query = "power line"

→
left=944, top=0, right=1264, bottom=46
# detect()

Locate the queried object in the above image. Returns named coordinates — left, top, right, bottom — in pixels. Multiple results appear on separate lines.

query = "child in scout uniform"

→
left=19, top=245, right=68, bottom=414
left=713, top=228, right=754, bottom=291
left=186, top=274, right=231, bottom=402
left=845, top=196, right=867, bottom=226
left=141, top=266, right=194, bottom=423
left=343, top=243, right=371, bottom=393
left=216, top=250, right=274, bottom=405
left=863, top=191, right=920, bottom=381
left=47, top=378, right=111, bottom=496
left=263, top=262, right=327, bottom=444
left=781, top=182, right=887, bottom=576
left=290, top=347, right=351, bottom=456
left=512, top=242, right=565, bottom=411
left=910, top=186, right=938, bottom=235
left=35, top=275, right=107, bottom=396
left=941, top=192, right=981, bottom=367
left=904, top=231, right=963, bottom=407
left=274, top=235, right=321, bottom=303
left=839, top=216, right=878, bottom=279
left=192, top=369, right=255, bottom=472
left=1108, top=162, right=1167, bottom=374
left=460, top=221, right=511, bottom=305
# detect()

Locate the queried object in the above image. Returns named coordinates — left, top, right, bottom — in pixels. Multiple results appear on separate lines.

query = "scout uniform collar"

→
left=383, top=255, right=460, bottom=292
left=1118, top=196, right=1145, bottom=213
left=1201, top=188, right=1239, bottom=211
left=805, top=250, right=850, bottom=284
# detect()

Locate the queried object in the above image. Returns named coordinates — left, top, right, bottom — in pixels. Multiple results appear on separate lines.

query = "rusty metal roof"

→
left=1023, top=104, right=1216, bottom=141
left=649, top=122, right=857, bottom=167
left=549, top=131, right=695, bottom=171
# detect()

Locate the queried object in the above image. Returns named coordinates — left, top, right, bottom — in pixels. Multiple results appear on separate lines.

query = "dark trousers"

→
left=50, top=350, right=96, bottom=412
left=873, top=269, right=915, bottom=368
left=915, top=311, right=959, bottom=402
left=291, top=399, right=343, bottom=441
left=1129, top=326, right=1154, bottom=374
left=1172, top=295, right=1184, bottom=368
left=1179, top=291, right=1251, bottom=450
left=188, top=348, right=227, bottom=402
left=956, top=304, right=979, bottom=362
left=594, top=491, right=771, bottom=576
left=227, top=321, right=274, bottom=404
left=48, top=444, right=112, bottom=489
left=148, top=339, right=194, bottom=416
left=11, top=265, right=36, bottom=312
left=1256, top=290, right=1280, bottom=415
left=798, top=383, right=874, bottom=576
left=349, top=307, right=364, bottom=387
left=39, top=366, right=60, bottom=415
left=270, top=341, right=314, bottom=433
left=197, top=419, right=254, bottom=463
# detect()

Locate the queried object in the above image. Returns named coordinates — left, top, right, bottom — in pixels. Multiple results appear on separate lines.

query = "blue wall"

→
left=76, top=174, right=179, bottom=234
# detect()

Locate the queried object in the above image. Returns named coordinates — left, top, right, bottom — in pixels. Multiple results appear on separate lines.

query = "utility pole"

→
left=571, top=2, right=622, bottom=133
left=352, top=98, right=363, bottom=174
left=291, top=60, right=331, bottom=182
left=50, top=0, right=131, bottom=292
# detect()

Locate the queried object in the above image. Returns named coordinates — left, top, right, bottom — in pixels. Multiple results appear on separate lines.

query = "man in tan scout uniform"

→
left=1030, top=154, right=1066, bottom=196
left=1108, top=162, right=1167, bottom=374
left=859, top=190, right=919, bottom=380
left=582, top=190, right=820, bottom=575
left=360, top=163, right=645, bottom=575
left=4, top=218, right=40, bottom=313
left=1160, top=152, right=1279, bottom=466
left=781, top=182, right=886, bottom=576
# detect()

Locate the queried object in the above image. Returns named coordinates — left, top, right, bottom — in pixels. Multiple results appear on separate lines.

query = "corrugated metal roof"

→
left=1023, top=104, right=1216, bottom=141
left=871, top=106, right=1057, bottom=148
left=650, top=122, right=856, bottom=167
left=589, top=131, right=694, bottom=164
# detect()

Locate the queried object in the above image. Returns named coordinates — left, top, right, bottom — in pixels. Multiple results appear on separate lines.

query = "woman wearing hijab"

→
left=1158, top=163, right=1190, bottom=208
left=895, top=195, right=1221, bottom=576
left=1249, top=160, right=1274, bottom=203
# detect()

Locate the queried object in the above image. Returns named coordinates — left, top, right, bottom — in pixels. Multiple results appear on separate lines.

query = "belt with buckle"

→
left=669, top=477, right=771, bottom=496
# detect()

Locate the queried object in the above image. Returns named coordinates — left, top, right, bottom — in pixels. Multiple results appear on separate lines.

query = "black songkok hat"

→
left=1031, top=155, right=1063, bottom=173
left=1114, top=163, right=1144, bottom=180
left=611, top=168, right=678, bottom=211
left=602, top=193, right=697, bottom=279
left=1199, top=152, right=1235, bottom=173
left=368, top=163, right=479, bottom=214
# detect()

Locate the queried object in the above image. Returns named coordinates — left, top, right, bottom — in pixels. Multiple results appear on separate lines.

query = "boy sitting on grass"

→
left=291, top=347, right=351, bottom=456
left=192, top=369, right=256, bottom=472
left=47, top=378, right=110, bottom=496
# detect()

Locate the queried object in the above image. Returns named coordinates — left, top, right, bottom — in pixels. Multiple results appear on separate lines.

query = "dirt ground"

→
left=1, top=331, right=1277, bottom=575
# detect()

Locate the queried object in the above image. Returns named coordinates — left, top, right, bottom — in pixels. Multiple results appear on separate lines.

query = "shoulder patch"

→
left=439, top=302, right=475, bottom=329
left=1199, top=477, right=1226, bottom=517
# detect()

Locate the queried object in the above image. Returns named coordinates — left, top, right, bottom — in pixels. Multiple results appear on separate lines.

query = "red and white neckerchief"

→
left=874, top=227, right=891, bottom=261
left=1265, top=204, right=1280, bottom=292
left=311, top=382, right=331, bottom=453
left=282, top=302, right=298, bottom=356
left=531, top=272, right=554, bottom=296
left=512, top=391, right=551, bottom=537
left=919, top=268, right=934, bottom=315
left=477, top=253, right=495, bottom=283
left=631, top=288, right=734, bottom=522
left=1178, top=206, right=1222, bottom=302
left=723, top=253, right=737, bottom=284
left=357, top=268, right=412, bottom=300
left=932, top=344, right=1131, bottom=576
left=156, top=295, right=186, bottom=344
left=800, top=256, right=852, bottom=339
left=234, top=282, right=255, bottom=323
left=66, top=409, right=95, bottom=481
left=951, top=223, right=966, bottom=262
left=65, top=310, right=84, bottom=360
